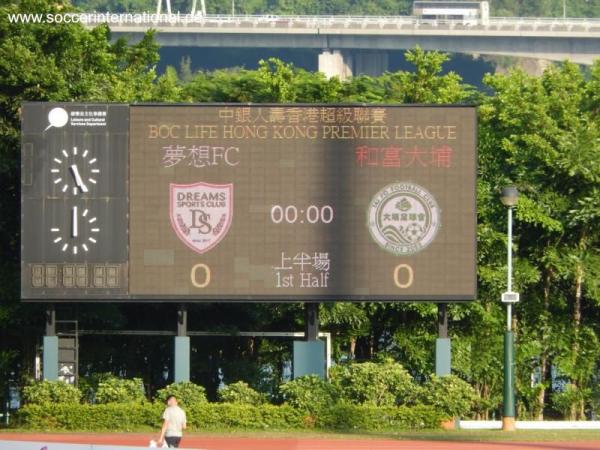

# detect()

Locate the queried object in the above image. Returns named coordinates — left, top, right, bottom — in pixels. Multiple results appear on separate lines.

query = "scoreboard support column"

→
left=43, top=305, right=58, bottom=381
left=305, top=303, right=319, bottom=341
left=293, top=303, right=326, bottom=379
left=435, top=303, right=451, bottom=376
left=174, top=304, right=190, bottom=383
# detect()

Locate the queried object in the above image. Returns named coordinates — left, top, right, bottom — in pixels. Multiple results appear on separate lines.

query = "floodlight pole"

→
left=503, top=204, right=516, bottom=431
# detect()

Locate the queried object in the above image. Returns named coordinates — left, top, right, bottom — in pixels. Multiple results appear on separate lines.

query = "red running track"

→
left=2, top=433, right=600, bottom=450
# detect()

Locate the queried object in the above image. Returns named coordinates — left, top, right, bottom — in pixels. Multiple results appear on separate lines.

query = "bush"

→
left=316, top=403, right=444, bottom=431
left=95, top=376, right=146, bottom=404
left=330, top=359, right=416, bottom=407
left=551, top=384, right=589, bottom=420
left=16, top=402, right=441, bottom=432
left=590, top=383, right=600, bottom=418
left=78, top=372, right=118, bottom=403
left=22, top=380, right=81, bottom=405
left=187, top=403, right=305, bottom=429
left=517, top=383, right=546, bottom=420
left=416, top=375, right=476, bottom=418
left=218, top=381, right=266, bottom=405
left=16, top=402, right=304, bottom=431
left=279, top=375, right=339, bottom=415
left=17, top=403, right=162, bottom=431
left=155, top=381, right=207, bottom=408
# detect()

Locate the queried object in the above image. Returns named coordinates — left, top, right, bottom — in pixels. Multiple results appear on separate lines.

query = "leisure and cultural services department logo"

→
left=170, top=182, right=233, bottom=254
left=367, top=182, right=440, bottom=256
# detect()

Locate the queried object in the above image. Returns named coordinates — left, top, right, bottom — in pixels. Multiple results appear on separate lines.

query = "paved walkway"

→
left=3, top=433, right=600, bottom=450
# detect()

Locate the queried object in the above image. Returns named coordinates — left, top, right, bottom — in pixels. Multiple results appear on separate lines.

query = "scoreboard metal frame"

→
left=21, top=102, right=477, bottom=302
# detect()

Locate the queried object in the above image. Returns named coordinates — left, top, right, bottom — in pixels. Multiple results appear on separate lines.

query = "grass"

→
left=378, top=429, right=600, bottom=442
left=5, top=429, right=600, bottom=442
left=155, top=429, right=600, bottom=442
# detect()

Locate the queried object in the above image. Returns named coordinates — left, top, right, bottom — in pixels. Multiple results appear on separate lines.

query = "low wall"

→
left=460, top=420, right=600, bottom=430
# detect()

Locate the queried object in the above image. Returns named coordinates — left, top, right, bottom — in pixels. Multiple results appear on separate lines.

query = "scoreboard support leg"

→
left=43, top=305, right=58, bottom=381
left=435, top=303, right=451, bottom=376
left=174, top=304, right=190, bottom=383
left=293, top=303, right=325, bottom=379
left=305, top=302, right=319, bottom=341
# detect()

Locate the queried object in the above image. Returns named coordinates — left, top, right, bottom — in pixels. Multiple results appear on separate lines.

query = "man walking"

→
left=158, top=394, right=187, bottom=448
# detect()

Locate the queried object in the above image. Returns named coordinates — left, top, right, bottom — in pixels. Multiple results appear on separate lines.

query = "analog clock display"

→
left=50, top=146, right=100, bottom=196
left=21, top=102, right=129, bottom=298
left=50, top=205, right=100, bottom=255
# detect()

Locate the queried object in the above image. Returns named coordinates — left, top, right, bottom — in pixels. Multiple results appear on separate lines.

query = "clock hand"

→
left=69, top=164, right=89, bottom=193
left=72, top=206, right=78, bottom=238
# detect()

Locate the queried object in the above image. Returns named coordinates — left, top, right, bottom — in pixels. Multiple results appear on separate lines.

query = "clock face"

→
left=50, top=204, right=100, bottom=255
left=47, top=144, right=103, bottom=257
left=50, top=145, right=100, bottom=196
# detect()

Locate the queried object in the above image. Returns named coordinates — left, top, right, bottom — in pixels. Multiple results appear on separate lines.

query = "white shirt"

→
left=162, top=405, right=186, bottom=437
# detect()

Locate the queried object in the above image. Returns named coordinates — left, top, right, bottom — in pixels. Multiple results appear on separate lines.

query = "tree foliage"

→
left=1, top=0, right=600, bottom=421
left=71, top=0, right=600, bottom=18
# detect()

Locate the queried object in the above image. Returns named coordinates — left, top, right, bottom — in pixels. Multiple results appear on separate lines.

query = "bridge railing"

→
left=70, top=13, right=600, bottom=32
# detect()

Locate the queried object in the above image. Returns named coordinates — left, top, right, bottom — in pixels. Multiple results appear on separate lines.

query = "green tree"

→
left=70, top=0, right=600, bottom=18
left=478, top=61, right=600, bottom=419
left=0, top=0, right=161, bottom=396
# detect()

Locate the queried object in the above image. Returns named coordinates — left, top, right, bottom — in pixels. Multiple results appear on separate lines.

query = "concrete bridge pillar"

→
left=319, top=50, right=389, bottom=80
left=318, top=50, right=353, bottom=80
left=492, top=56, right=553, bottom=77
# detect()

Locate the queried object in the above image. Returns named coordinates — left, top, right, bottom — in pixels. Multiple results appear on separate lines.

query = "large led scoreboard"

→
left=21, top=103, right=477, bottom=301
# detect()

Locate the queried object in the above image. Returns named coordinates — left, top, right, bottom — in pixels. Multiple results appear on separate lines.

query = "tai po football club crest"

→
left=367, top=182, right=440, bottom=256
left=170, top=182, right=233, bottom=254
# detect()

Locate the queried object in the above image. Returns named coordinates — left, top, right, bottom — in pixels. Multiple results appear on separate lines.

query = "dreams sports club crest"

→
left=170, top=182, right=233, bottom=254
left=367, top=182, right=440, bottom=256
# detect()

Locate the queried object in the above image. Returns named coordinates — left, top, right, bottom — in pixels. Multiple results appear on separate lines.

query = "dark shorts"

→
left=165, top=436, right=182, bottom=448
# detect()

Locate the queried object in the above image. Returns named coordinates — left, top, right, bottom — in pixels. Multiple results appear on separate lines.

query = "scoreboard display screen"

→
left=21, top=103, right=477, bottom=301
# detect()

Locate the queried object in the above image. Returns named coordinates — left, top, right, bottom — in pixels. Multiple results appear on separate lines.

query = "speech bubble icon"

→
left=44, top=107, right=69, bottom=131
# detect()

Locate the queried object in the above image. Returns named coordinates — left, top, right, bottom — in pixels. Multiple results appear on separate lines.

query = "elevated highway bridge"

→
left=77, top=14, right=600, bottom=77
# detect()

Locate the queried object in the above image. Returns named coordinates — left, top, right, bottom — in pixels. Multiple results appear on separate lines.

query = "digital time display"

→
left=270, top=205, right=335, bottom=224
left=21, top=103, right=477, bottom=302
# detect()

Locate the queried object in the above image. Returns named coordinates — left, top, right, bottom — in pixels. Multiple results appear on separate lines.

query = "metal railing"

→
left=71, top=13, right=600, bottom=33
